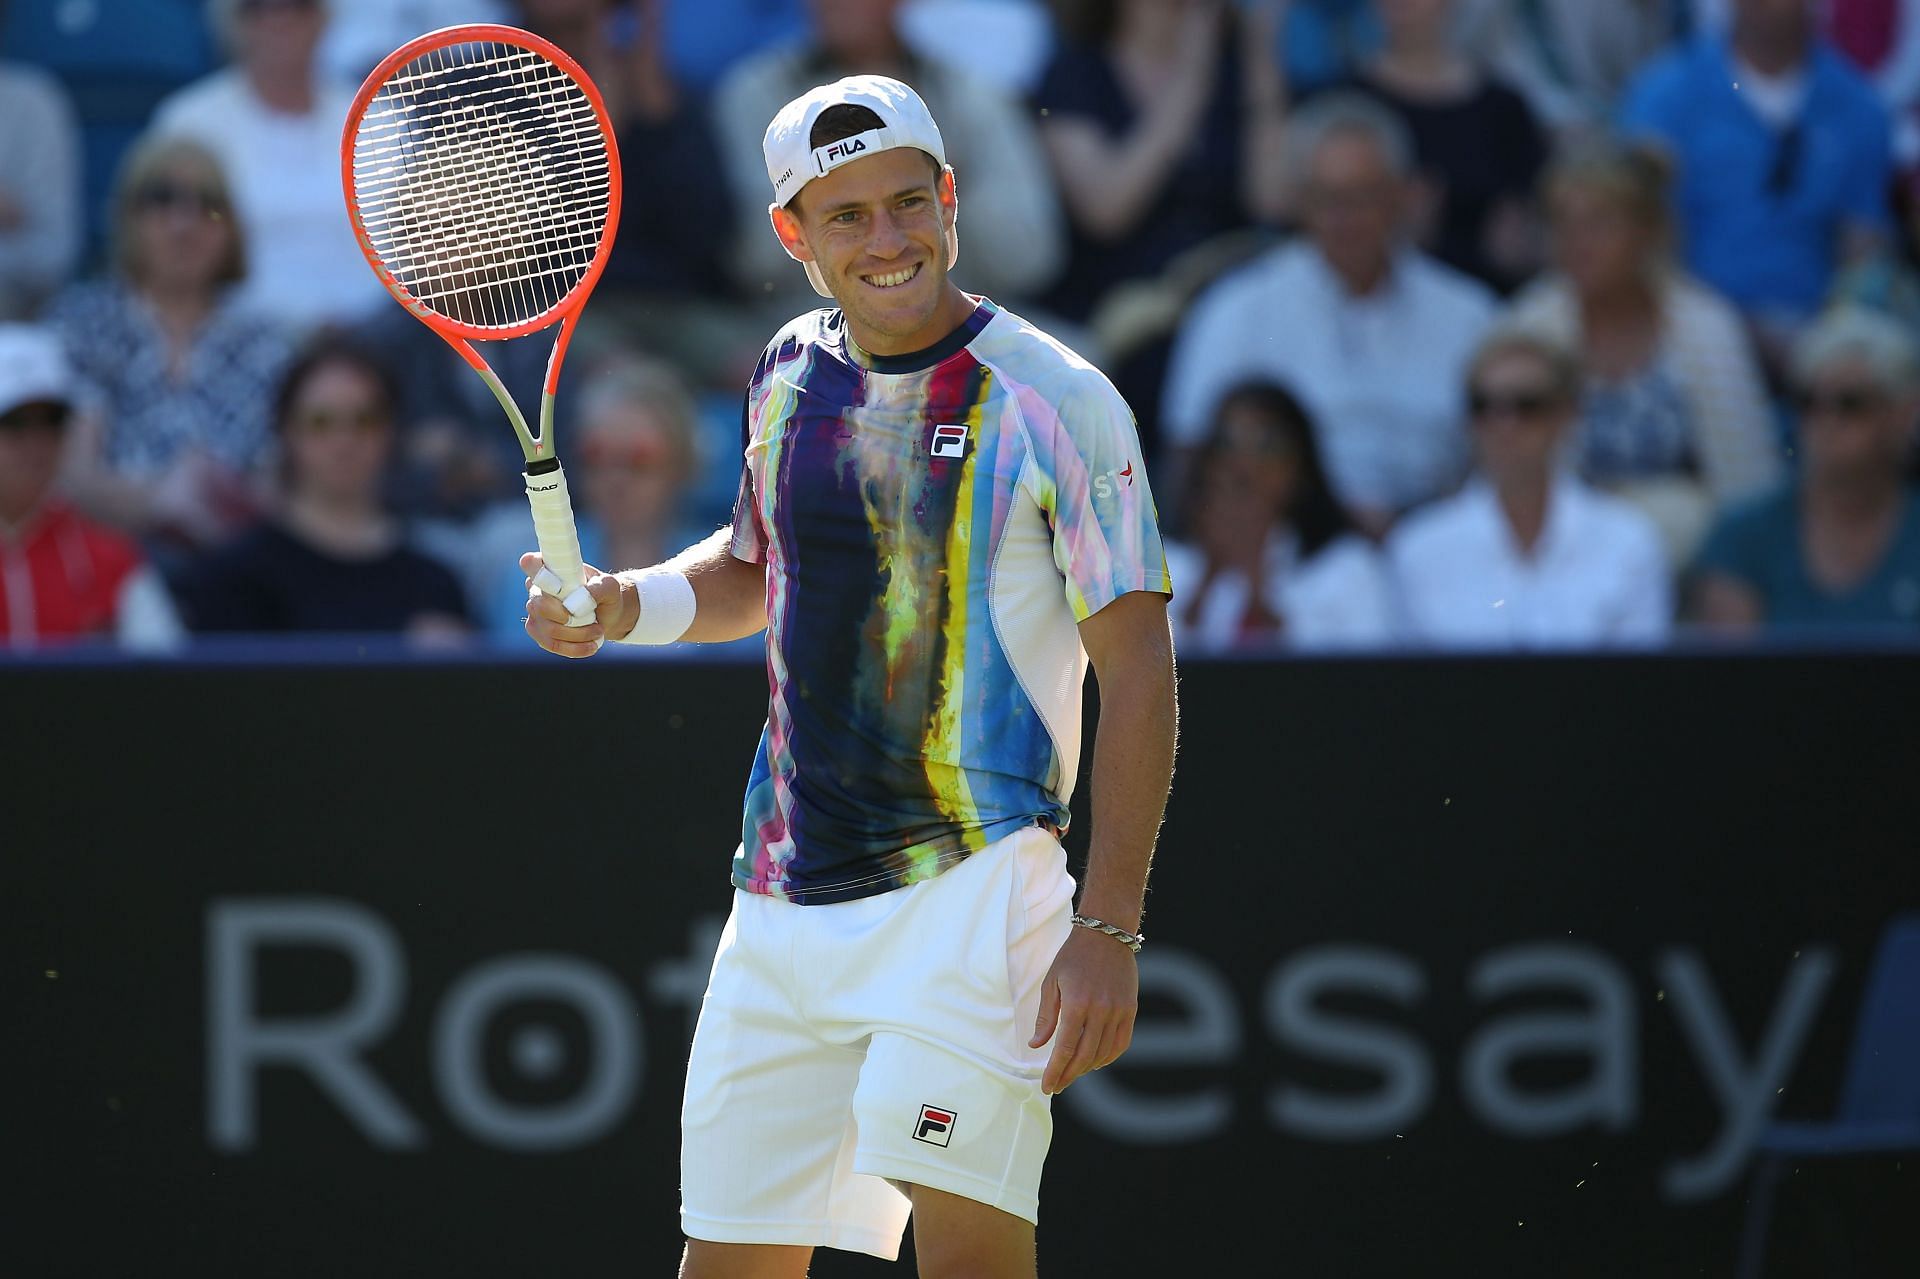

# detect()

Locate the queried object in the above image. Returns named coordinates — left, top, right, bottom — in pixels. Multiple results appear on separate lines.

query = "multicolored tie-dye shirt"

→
left=729, top=298, right=1170, bottom=904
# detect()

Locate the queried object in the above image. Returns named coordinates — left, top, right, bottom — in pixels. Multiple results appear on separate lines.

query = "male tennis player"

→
left=524, top=75, right=1176, bottom=1279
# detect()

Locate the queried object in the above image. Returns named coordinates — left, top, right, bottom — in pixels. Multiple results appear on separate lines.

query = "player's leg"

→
left=678, top=1239, right=812, bottom=1279
left=682, top=889, right=913, bottom=1264
left=904, top=1183, right=1037, bottom=1279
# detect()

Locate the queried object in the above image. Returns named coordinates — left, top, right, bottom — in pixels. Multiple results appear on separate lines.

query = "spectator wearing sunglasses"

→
left=151, top=0, right=385, bottom=332
left=1693, top=306, right=1920, bottom=632
left=184, top=338, right=470, bottom=640
left=0, top=325, right=184, bottom=650
left=1620, top=0, right=1892, bottom=366
left=1387, top=325, right=1672, bottom=648
left=43, top=132, right=291, bottom=559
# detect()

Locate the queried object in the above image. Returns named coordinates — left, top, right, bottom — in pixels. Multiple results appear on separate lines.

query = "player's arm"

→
left=1032, top=589, right=1177, bottom=1094
left=521, top=527, right=768, bottom=658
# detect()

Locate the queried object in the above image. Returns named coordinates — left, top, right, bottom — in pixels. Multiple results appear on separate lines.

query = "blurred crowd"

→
left=4, top=0, right=1920, bottom=655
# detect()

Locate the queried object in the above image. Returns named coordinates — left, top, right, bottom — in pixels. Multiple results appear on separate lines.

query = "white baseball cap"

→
left=762, top=74, right=957, bottom=298
left=0, top=324, right=73, bottom=419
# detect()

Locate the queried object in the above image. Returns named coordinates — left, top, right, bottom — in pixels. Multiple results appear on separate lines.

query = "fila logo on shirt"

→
left=914, top=1104, right=957, bottom=1147
left=1091, top=461, right=1134, bottom=500
left=930, top=423, right=969, bottom=458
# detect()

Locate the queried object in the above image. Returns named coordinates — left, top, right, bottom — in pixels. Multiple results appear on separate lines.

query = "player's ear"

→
left=937, top=165, right=957, bottom=226
left=768, top=202, right=814, bottom=265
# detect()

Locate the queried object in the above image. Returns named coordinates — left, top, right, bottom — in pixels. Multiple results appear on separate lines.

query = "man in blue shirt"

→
left=1621, top=0, right=1892, bottom=346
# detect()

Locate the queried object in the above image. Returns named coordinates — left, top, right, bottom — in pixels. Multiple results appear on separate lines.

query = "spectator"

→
left=318, top=0, right=510, bottom=89
left=1621, top=0, right=1893, bottom=356
left=0, top=52, right=82, bottom=319
left=1162, top=94, right=1497, bottom=536
left=1032, top=0, right=1288, bottom=323
left=1693, top=307, right=1920, bottom=631
left=1388, top=326, right=1672, bottom=648
left=1164, top=380, right=1394, bottom=652
left=44, top=133, right=291, bottom=556
left=1459, top=0, right=1679, bottom=136
left=1328, top=0, right=1550, bottom=292
left=712, top=0, right=1064, bottom=314
left=514, top=0, right=751, bottom=386
left=152, top=0, right=386, bottom=332
left=465, top=358, right=717, bottom=646
left=185, top=339, right=471, bottom=639
left=0, top=325, right=185, bottom=651
left=1694, top=0, right=1920, bottom=164
left=1507, top=139, right=1783, bottom=564
left=0, top=0, right=217, bottom=260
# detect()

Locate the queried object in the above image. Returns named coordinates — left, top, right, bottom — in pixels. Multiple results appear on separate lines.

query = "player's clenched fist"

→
left=521, top=552, right=636, bottom=657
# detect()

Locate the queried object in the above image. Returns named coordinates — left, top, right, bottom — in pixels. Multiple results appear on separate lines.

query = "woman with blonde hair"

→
left=1506, top=138, right=1782, bottom=563
left=43, top=131, right=291, bottom=554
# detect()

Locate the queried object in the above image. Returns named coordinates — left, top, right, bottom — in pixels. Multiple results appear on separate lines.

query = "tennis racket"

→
left=342, top=24, right=622, bottom=626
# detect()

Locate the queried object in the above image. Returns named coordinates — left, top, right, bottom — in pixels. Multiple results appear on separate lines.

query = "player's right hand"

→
left=521, top=552, right=635, bottom=657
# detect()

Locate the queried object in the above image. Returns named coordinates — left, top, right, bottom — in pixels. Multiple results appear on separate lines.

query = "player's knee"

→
left=908, top=1186, right=1036, bottom=1279
left=679, top=1238, right=811, bottom=1279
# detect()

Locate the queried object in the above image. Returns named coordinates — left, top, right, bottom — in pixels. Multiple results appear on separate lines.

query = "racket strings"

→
left=351, top=40, right=612, bottom=330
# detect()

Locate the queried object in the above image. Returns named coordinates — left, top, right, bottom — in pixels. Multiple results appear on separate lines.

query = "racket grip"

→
left=524, top=464, right=598, bottom=627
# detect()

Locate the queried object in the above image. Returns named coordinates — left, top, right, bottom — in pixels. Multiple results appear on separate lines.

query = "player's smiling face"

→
left=777, top=147, right=972, bottom=356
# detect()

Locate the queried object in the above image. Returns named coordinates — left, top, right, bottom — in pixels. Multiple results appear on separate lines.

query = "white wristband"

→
left=613, top=569, right=696, bottom=645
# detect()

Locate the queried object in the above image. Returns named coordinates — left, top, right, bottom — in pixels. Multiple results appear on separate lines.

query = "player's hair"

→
left=1285, top=92, right=1415, bottom=185
left=1541, top=138, right=1676, bottom=260
left=1791, top=306, right=1920, bottom=398
left=1190, top=380, right=1353, bottom=559
left=1465, top=325, right=1585, bottom=408
left=576, top=357, right=702, bottom=479
left=111, top=131, right=247, bottom=288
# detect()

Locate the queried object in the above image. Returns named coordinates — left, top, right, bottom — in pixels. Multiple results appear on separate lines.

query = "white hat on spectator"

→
left=762, top=74, right=956, bottom=298
left=0, top=325, right=74, bottom=418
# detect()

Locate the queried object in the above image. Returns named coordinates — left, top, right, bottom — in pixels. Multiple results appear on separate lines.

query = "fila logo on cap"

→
left=930, top=424, right=969, bottom=458
left=914, top=1104, right=957, bottom=1146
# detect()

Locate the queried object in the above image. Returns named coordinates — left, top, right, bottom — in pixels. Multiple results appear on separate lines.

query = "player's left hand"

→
left=1030, top=925, right=1139, bottom=1095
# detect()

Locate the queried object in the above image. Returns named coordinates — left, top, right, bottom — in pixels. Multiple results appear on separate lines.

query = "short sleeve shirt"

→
left=1695, top=485, right=1920, bottom=628
left=729, top=299, right=1170, bottom=904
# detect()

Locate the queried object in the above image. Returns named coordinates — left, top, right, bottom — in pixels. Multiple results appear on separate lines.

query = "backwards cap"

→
left=761, top=74, right=956, bottom=298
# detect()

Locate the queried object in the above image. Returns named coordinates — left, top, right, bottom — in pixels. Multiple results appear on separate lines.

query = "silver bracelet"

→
left=1071, top=913, right=1144, bottom=954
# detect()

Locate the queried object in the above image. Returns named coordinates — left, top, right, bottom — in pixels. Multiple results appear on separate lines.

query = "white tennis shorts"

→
left=680, top=825, right=1076, bottom=1260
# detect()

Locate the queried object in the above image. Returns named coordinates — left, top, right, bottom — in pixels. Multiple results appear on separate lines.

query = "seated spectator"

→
left=1459, top=0, right=1678, bottom=136
left=513, top=0, right=751, bottom=388
left=185, top=339, right=471, bottom=639
left=712, top=0, right=1064, bottom=315
left=1507, top=139, right=1783, bottom=564
left=318, top=0, right=509, bottom=89
left=1694, top=0, right=1920, bottom=165
left=45, top=133, right=292, bottom=556
left=0, top=325, right=185, bottom=650
left=1622, top=0, right=1893, bottom=359
left=464, top=358, right=719, bottom=647
left=0, top=0, right=216, bottom=261
left=152, top=0, right=386, bottom=333
left=1328, top=0, right=1549, bottom=292
left=1389, top=326, right=1672, bottom=647
left=1693, top=307, right=1920, bottom=631
left=0, top=55, right=81, bottom=319
left=1033, top=0, right=1288, bottom=323
left=1164, top=380, right=1394, bottom=652
left=1162, top=94, right=1497, bottom=536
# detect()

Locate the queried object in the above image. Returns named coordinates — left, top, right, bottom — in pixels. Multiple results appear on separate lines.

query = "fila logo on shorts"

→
left=930, top=424, right=969, bottom=458
left=914, top=1104, right=957, bottom=1147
